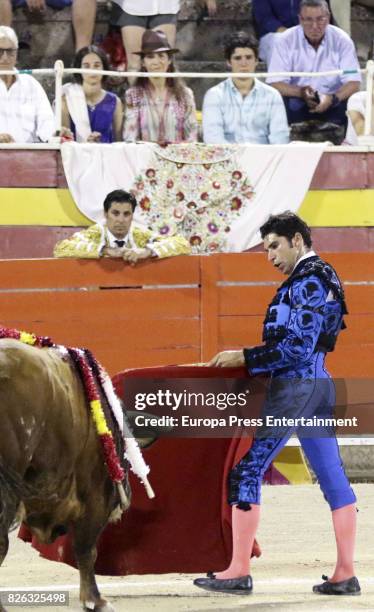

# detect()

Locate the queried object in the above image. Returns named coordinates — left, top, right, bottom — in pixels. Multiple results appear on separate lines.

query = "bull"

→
left=0, top=338, right=154, bottom=612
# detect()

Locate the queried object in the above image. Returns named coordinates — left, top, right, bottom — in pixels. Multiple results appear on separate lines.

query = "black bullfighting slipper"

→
left=193, top=574, right=253, bottom=594
left=313, top=574, right=361, bottom=595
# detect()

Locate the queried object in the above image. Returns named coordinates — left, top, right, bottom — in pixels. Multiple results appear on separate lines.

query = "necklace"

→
left=85, top=88, right=105, bottom=110
left=152, top=90, right=166, bottom=104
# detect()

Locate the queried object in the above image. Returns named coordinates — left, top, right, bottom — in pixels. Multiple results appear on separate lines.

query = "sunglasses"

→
left=0, top=48, right=17, bottom=57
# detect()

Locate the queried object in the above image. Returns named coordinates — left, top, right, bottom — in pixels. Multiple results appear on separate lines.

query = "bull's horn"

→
left=117, top=482, right=129, bottom=509
left=142, top=476, right=155, bottom=499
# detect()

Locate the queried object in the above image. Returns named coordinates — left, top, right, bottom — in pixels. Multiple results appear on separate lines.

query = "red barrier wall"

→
left=0, top=254, right=373, bottom=377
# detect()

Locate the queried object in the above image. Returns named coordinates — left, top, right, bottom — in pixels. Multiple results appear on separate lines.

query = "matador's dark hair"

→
left=103, top=190, right=137, bottom=213
left=260, top=211, right=313, bottom=247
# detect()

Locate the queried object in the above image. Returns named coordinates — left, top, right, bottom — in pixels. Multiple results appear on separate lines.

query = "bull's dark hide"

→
left=20, top=366, right=263, bottom=576
left=0, top=338, right=127, bottom=611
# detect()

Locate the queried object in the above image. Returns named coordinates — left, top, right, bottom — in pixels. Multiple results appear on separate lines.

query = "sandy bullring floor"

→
left=1, top=484, right=373, bottom=611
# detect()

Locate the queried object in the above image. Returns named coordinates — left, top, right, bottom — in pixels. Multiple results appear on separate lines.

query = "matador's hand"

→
left=102, top=246, right=124, bottom=258
left=207, top=350, right=245, bottom=367
left=122, top=247, right=153, bottom=265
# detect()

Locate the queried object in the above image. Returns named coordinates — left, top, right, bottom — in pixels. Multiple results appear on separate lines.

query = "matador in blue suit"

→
left=194, top=212, right=360, bottom=597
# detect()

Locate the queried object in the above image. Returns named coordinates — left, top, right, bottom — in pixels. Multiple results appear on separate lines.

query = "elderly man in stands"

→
left=54, top=189, right=191, bottom=261
left=0, top=26, right=54, bottom=143
left=267, top=0, right=361, bottom=132
left=252, top=0, right=333, bottom=64
left=202, top=32, right=289, bottom=145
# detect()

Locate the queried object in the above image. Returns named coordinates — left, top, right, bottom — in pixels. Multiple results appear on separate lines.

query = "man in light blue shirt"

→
left=267, top=0, right=361, bottom=127
left=202, top=32, right=289, bottom=145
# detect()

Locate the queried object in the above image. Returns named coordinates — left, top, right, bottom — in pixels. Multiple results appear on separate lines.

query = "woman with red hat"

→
left=123, top=29, right=198, bottom=144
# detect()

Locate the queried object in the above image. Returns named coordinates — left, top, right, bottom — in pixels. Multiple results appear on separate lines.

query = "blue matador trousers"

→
left=229, top=354, right=356, bottom=510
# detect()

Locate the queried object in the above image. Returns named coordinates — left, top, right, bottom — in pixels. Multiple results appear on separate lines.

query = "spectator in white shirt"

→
left=202, top=32, right=289, bottom=144
left=345, top=80, right=374, bottom=145
left=267, top=0, right=361, bottom=129
left=0, top=26, right=55, bottom=143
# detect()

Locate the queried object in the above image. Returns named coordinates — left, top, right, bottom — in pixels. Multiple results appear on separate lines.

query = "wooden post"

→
left=200, top=254, right=219, bottom=362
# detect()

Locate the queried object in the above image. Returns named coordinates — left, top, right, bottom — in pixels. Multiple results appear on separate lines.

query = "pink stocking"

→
left=215, top=503, right=260, bottom=579
left=330, top=503, right=357, bottom=582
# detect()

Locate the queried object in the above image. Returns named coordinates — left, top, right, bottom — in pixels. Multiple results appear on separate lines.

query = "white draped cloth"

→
left=61, top=142, right=326, bottom=252
left=62, top=83, right=91, bottom=143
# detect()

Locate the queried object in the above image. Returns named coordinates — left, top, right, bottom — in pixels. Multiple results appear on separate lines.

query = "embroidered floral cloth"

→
left=132, top=144, right=254, bottom=253
left=61, top=142, right=326, bottom=253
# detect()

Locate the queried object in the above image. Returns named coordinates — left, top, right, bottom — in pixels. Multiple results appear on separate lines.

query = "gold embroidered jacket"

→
left=53, top=223, right=191, bottom=259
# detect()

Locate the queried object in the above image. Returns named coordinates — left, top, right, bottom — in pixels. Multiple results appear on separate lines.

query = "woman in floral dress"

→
left=123, top=30, right=198, bottom=144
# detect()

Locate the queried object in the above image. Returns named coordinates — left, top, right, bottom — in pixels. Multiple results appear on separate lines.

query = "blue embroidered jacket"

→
left=243, top=255, right=347, bottom=376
